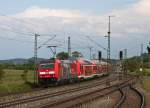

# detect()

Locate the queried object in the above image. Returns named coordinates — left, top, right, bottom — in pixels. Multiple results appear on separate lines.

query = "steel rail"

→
left=130, top=86, right=145, bottom=108
left=0, top=77, right=117, bottom=108
left=39, top=78, right=136, bottom=108
left=113, top=88, right=126, bottom=108
left=113, top=84, right=144, bottom=108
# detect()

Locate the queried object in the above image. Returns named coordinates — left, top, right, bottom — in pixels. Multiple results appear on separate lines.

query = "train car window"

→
left=40, top=63, right=54, bottom=69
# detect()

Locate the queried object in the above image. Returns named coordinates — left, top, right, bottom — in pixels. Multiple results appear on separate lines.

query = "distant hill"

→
left=0, top=58, right=46, bottom=65
left=0, top=58, right=27, bottom=65
left=130, top=53, right=149, bottom=62
left=0, top=54, right=148, bottom=65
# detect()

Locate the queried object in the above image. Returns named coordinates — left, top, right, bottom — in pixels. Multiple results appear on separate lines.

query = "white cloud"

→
left=16, top=6, right=84, bottom=18
left=0, top=0, right=150, bottom=58
left=11, top=0, right=149, bottom=39
left=133, top=0, right=150, bottom=16
left=3, top=0, right=150, bottom=37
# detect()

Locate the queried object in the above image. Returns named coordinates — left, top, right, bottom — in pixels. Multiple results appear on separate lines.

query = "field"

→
left=0, top=68, right=150, bottom=94
left=141, top=76, right=150, bottom=92
left=144, top=68, right=150, bottom=75
left=140, top=76, right=150, bottom=108
left=0, top=69, right=34, bottom=93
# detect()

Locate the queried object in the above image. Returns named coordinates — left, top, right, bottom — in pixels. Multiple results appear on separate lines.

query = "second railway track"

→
left=114, top=85, right=145, bottom=108
left=38, top=77, right=137, bottom=108
left=0, top=75, right=140, bottom=108
left=0, top=76, right=118, bottom=108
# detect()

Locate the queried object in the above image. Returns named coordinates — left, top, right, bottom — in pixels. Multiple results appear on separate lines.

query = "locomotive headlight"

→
left=40, top=72, right=45, bottom=75
left=49, top=71, right=55, bottom=74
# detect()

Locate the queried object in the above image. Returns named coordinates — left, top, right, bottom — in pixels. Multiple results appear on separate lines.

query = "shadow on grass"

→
left=24, top=81, right=40, bottom=88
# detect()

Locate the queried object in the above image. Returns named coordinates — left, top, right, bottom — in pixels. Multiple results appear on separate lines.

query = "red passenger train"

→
left=38, top=58, right=111, bottom=84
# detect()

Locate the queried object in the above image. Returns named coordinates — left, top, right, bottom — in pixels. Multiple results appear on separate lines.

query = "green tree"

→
left=124, top=57, right=141, bottom=72
left=147, top=46, right=150, bottom=54
left=56, top=52, right=69, bottom=60
left=72, top=51, right=83, bottom=58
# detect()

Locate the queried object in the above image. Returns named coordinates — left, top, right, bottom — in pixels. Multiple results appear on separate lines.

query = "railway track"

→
left=0, top=75, right=139, bottom=108
left=114, top=85, right=145, bottom=108
left=0, top=76, right=114, bottom=102
left=39, top=78, right=136, bottom=108
left=0, top=76, right=118, bottom=108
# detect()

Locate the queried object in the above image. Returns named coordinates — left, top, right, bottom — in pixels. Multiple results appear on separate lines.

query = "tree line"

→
left=123, top=53, right=150, bottom=75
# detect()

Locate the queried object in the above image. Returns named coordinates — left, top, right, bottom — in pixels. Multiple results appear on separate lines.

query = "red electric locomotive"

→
left=38, top=59, right=61, bottom=84
left=38, top=58, right=111, bottom=84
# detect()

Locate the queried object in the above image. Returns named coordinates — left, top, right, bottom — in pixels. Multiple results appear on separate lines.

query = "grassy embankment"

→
left=126, top=68, right=150, bottom=92
left=0, top=69, right=34, bottom=93
left=0, top=68, right=150, bottom=93
left=141, top=68, right=150, bottom=92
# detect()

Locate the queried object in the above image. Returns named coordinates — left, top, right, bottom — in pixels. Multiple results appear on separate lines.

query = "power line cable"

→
left=0, top=19, right=34, bottom=34
left=85, top=35, right=107, bottom=51
left=0, top=12, right=39, bottom=32
left=38, top=35, right=56, bottom=49
left=0, top=26, right=34, bottom=36
left=0, top=21, right=34, bottom=34
left=0, top=35, right=33, bottom=43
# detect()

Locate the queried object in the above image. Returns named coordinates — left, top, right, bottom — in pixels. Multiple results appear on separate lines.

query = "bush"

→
left=123, top=58, right=140, bottom=72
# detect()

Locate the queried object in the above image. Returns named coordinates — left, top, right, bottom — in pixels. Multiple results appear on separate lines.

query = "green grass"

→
left=126, top=68, right=150, bottom=92
left=142, top=76, right=150, bottom=92
left=0, top=69, right=34, bottom=93
left=145, top=68, right=150, bottom=72
left=127, top=68, right=150, bottom=76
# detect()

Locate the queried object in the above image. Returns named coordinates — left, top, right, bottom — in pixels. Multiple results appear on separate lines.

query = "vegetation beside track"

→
left=141, top=76, right=150, bottom=92
left=127, top=67, right=150, bottom=92
left=0, top=69, right=34, bottom=93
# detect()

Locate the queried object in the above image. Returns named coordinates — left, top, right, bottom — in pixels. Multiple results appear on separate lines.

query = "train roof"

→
left=39, top=58, right=61, bottom=64
left=39, top=58, right=109, bottom=65
left=92, top=60, right=108, bottom=65
left=76, top=58, right=94, bottom=65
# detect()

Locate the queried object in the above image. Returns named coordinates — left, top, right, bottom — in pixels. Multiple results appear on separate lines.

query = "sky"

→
left=0, top=0, right=149, bottom=60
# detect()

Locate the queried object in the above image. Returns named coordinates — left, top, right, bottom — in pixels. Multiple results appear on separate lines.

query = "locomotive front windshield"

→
left=40, top=63, right=54, bottom=69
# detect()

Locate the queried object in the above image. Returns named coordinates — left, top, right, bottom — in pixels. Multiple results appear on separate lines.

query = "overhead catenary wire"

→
left=0, top=13, right=107, bottom=52
left=0, top=11, right=39, bottom=33
left=0, top=11, right=115, bottom=60
left=38, top=35, right=57, bottom=49
left=0, top=25, right=57, bottom=39
left=0, top=26, right=34, bottom=36
left=0, top=11, right=57, bottom=37
left=85, top=35, right=107, bottom=51
left=0, top=19, right=34, bottom=34
left=0, top=35, right=33, bottom=43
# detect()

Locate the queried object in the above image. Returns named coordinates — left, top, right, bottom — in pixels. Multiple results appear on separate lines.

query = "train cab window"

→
left=40, top=63, right=54, bottom=69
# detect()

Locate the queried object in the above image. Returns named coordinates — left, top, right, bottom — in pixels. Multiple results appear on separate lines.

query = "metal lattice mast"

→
left=34, top=33, right=40, bottom=84
left=108, top=16, right=111, bottom=62
left=68, top=36, right=72, bottom=81
left=105, top=16, right=115, bottom=86
left=68, top=37, right=71, bottom=58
